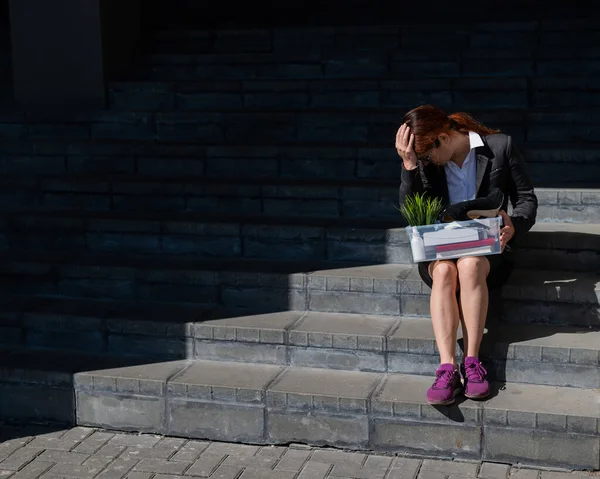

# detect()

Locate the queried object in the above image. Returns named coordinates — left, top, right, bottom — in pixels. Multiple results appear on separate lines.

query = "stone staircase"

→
left=0, top=18, right=599, bottom=471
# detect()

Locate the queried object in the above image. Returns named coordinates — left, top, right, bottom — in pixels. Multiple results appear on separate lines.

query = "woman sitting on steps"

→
left=396, top=105, right=538, bottom=405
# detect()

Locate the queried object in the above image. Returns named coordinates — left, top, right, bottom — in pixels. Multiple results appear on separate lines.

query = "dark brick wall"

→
left=0, top=0, right=11, bottom=106
left=148, top=0, right=587, bottom=29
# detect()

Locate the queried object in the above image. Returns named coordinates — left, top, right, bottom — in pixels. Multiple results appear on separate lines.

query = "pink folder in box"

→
left=435, top=237, right=496, bottom=253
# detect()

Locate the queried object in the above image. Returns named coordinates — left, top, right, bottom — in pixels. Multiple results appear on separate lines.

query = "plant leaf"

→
left=399, top=192, right=444, bottom=226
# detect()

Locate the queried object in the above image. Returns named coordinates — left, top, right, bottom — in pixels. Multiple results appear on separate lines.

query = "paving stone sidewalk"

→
left=0, top=425, right=597, bottom=479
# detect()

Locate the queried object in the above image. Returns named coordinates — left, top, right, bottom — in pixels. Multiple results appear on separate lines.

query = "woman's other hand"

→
left=395, top=123, right=418, bottom=171
left=499, top=210, right=515, bottom=252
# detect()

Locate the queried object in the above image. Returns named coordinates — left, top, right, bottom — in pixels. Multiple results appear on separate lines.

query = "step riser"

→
left=3, top=234, right=599, bottom=271
left=306, top=290, right=600, bottom=326
left=3, top=374, right=595, bottom=470
left=500, top=300, right=600, bottom=327
left=1, top=269, right=598, bottom=327
left=0, top=382, right=74, bottom=425
left=513, top=249, right=600, bottom=272
left=389, top=354, right=600, bottom=389
left=4, top=290, right=598, bottom=389
left=2, top=352, right=598, bottom=471
left=71, top=372, right=598, bottom=470
left=6, top=326, right=598, bottom=389
left=492, top=360, right=600, bottom=389
left=538, top=205, right=600, bottom=223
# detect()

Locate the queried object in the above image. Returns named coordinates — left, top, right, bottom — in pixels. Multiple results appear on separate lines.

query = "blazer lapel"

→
left=475, top=153, right=490, bottom=196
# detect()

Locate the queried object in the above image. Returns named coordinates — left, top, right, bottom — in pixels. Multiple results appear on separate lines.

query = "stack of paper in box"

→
left=407, top=217, right=502, bottom=263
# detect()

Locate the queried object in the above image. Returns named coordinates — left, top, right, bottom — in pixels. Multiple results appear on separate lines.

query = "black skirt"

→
left=417, top=249, right=514, bottom=291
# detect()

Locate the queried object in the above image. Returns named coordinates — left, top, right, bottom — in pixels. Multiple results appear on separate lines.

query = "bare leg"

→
left=429, top=260, right=460, bottom=366
left=458, top=296, right=466, bottom=357
left=456, top=256, right=490, bottom=358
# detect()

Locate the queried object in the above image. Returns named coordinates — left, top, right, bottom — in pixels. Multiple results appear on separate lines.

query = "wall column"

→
left=9, top=0, right=140, bottom=115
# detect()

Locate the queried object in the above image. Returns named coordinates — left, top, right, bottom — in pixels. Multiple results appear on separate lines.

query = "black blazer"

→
left=399, top=133, right=538, bottom=245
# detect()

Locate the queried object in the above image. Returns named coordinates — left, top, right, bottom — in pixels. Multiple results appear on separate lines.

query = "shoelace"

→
left=432, top=369, right=455, bottom=389
left=465, top=362, right=488, bottom=383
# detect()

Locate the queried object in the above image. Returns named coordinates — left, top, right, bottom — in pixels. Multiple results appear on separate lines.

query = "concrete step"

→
left=304, top=264, right=600, bottom=326
left=0, top=349, right=597, bottom=469
left=0, top=140, right=598, bottom=186
left=2, top=294, right=598, bottom=388
left=109, top=77, right=600, bottom=112
left=513, top=222, right=600, bottom=272
left=74, top=360, right=600, bottom=469
left=0, top=347, right=157, bottom=425
left=0, top=252, right=597, bottom=326
left=536, top=188, right=600, bottom=223
left=3, top=208, right=600, bottom=269
left=501, top=268, right=600, bottom=326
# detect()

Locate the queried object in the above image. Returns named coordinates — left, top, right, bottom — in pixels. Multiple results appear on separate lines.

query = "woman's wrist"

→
left=403, top=160, right=418, bottom=171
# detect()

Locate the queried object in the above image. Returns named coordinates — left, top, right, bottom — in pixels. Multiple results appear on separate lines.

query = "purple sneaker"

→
left=426, top=363, right=462, bottom=405
left=462, top=357, right=490, bottom=400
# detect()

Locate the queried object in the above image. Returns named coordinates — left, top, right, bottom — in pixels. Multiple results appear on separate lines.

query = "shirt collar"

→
left=468, top=131, right=484, bottom=150
left=446, top=131, right=482, bottom=170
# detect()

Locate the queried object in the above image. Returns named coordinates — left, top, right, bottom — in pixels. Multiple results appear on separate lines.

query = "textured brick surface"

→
left=479, top=462, right=510, bottom=479
left=484, top=426, right=599, bottom=469
left=3, top=295, right=600, bottom=386
left=4, top=348, right=600, bottom=468
left=0, top=425, right=598, bottom=478
left=168, top=400, right=266, bottom=443
left=3, top=16, right=600, bottom=476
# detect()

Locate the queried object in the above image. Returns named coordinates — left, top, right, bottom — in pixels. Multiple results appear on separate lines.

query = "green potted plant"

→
left=399, top=192, right=444, bottom=227
left=398, top=193, right=444, bottom=262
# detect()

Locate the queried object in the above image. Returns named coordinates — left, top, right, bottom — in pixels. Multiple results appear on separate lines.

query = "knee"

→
left=431, top=261, right=458, bottom=290
left=457, top=256, right=490, bottom=285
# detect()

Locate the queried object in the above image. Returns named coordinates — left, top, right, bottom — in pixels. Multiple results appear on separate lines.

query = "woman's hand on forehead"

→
left=395, top=123, right=418, bottom=170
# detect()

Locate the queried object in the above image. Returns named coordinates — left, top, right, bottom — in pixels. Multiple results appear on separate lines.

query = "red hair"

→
left=402, top=105, right=500, bottom=158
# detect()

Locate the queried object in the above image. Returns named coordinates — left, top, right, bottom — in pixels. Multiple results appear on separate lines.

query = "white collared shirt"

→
left=445, top=131, right=484, bottom=204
